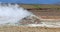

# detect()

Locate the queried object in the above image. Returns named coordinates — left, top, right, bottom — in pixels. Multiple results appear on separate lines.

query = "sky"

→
left=0, top=0, right=60, bottom=4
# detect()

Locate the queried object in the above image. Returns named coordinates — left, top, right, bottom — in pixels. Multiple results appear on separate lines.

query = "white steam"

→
left=0, top=3, right=32, bottom=25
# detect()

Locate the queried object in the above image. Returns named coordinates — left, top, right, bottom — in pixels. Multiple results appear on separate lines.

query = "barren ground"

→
left=0, top=26, right=60, bottom=32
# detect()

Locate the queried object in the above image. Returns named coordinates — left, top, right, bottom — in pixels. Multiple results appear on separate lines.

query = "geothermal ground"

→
left=0, top=4, right=60, bottom=32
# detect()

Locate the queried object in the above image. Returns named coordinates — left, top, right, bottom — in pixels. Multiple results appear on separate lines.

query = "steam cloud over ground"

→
left=0, top=3, right=33, bottom=25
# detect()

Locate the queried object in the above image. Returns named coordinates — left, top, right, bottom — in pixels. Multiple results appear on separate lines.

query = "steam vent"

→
left=0, top=3, right=60, bottom=32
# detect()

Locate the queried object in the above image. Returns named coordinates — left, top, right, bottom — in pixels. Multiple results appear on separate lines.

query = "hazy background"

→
left=0, top=0, right=60, bottom=4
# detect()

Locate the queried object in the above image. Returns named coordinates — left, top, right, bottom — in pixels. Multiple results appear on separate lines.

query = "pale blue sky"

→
left=0, top=0, right=60, bottom=4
